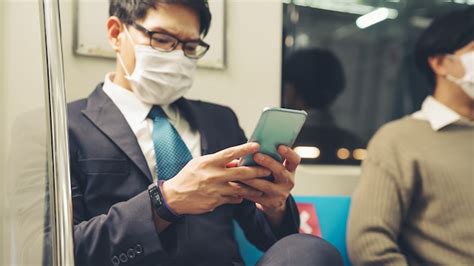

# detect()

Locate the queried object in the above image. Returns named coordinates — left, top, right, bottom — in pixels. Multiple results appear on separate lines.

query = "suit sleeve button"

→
left=135, top=244, right=143, bottom=255
left=111, top=256, right=120, bottom=266
left=119, top=253, right=128, bottom=263
left=127, top=248, right=136, bottom=259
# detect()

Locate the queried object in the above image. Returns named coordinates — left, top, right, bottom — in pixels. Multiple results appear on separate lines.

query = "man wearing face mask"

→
left=347, top=6, right=474, bottom=266
left=67, top=1, right=342, bottom=266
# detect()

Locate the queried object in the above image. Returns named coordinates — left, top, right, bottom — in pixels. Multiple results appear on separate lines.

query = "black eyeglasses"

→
left=132, top=23, right=210, bottom=59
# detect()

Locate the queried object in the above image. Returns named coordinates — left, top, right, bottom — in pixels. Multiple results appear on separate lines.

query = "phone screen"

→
left=239, top=107, right=307, bottom=167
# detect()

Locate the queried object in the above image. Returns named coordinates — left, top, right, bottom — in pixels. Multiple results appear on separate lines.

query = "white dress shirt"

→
left=412, top=96, right=474, bottom=131
left=102, top=73, right=201, bottom=181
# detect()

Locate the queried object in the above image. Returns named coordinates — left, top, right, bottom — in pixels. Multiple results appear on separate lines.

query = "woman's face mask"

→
left=446, top=51, right=474, bottom=99
left=117, top=26, right=198, bottom=105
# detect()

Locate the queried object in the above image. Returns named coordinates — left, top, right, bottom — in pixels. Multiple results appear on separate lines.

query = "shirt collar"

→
left=413, top=96, right=473, bottom=131
left=102, top=73, right=178, bottom=132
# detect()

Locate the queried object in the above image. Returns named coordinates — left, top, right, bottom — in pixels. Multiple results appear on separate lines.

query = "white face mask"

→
left=446, top=51, right=474, bottom=99
left=117, top=27, right=197, bottom=105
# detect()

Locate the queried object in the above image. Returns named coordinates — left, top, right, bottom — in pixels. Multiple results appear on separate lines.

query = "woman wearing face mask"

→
left=347, top=6, right=474, bottom=266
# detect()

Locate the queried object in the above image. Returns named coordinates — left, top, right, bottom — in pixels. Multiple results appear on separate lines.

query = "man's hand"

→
left=240, top=145, right=300, bottom=227
left=161, top=143, right=269, bottom=215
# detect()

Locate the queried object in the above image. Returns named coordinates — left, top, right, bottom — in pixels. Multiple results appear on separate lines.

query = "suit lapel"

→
left=82, top=85, right=153, bottom=182
left=175, top=98, right=211, bottom=155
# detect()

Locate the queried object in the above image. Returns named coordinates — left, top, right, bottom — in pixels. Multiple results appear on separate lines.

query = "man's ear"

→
left=428, top=55, right=449, bottom=76
left=106, top=16, right=123, bottom=52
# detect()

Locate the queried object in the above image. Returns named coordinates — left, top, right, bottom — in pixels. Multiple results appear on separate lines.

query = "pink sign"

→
left=296, top=203, right=322, bottom=237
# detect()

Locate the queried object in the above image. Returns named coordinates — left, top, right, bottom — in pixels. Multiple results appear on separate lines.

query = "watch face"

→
left=149, top=183, right=182, bottom=222
left=149, top=185, right=163, bottom=207
left=155, top=192, right=163, bottom=206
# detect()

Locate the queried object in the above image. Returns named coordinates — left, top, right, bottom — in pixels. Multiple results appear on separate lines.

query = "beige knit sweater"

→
left=348, top=117, right=474, bottom=266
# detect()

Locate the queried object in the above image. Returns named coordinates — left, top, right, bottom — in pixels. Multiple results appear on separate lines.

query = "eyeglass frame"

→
left=131, top=23, right=210, bottom=59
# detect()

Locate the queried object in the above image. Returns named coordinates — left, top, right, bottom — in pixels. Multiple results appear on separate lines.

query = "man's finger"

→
left=225, top=159, right=239, bottom=168
left=278, top=145, right=301, bottom=172
left=253, top=153, right=291, bottom=184
left=220, top=195, right=244, bottom=205
left=223, top=166, right=271, bottom=182
left=242, top=194, right=265, bottom=204
left=240, top=178, right=277, bottom=194
left=223, top=182, right=264, bottom=198
left=212, top=142, right=260, bottom=165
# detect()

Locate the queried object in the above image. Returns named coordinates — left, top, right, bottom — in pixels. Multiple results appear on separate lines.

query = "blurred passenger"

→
left=348, top=6, right=474, bottom=265
left=283, top=48, right=363, bottom=164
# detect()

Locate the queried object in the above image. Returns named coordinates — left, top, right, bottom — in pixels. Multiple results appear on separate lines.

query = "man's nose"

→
left=176, top=42, right=185, bottom=51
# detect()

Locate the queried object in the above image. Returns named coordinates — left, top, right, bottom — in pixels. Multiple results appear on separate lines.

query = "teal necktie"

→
left=148, top=106, right=193, bottom=180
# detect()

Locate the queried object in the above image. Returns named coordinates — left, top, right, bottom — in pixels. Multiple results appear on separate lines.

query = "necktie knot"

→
left=148, top=106, right=167, bottom=120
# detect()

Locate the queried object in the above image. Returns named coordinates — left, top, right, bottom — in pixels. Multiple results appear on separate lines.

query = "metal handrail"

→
left=39, top=0, right=75, bottom=265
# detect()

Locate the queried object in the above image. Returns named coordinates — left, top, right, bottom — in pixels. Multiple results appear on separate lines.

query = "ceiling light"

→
left=337, top=148, right=350, bottom=160
left=356, top=8, right=398, bottom=29
left=353, top=149, right=368, bottom=161
left=294, top=146, right=321, bottom=159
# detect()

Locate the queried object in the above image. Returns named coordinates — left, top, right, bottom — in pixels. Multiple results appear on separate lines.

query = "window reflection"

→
left=0, top=1, right=53, bottom=265
left=282, top=0, right=472, bottom=165
left=284, top=48, right=364, bottom=165
left=4, top=110, right=52, bottom=266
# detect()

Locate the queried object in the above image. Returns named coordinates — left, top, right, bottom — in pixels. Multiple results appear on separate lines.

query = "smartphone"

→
left=239, top=107, right=307, bottom=167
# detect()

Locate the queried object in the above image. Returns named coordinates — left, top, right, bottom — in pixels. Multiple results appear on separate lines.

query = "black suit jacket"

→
left=68, top=84, right=300, bottom=266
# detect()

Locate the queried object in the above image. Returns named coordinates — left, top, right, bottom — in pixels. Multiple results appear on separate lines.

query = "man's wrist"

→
left=148, top=181, right=183, bottom=223
left=158, top=181, right=182, bottom=217
left=264, top=197, right=300, bottom=239
left=160, top=180, right=183, bottom=215
left=264, top=204, right=287, bottom=227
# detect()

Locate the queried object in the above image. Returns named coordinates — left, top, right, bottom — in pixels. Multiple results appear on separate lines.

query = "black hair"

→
left=414, top=6, right=474, bottom=87
left=283, top=48, right=345, bottom=109
left=109, top=0, right=212, bottom=36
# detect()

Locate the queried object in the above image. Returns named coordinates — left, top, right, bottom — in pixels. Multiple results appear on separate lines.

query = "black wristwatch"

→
left=148, top=181, right=183, bottom=223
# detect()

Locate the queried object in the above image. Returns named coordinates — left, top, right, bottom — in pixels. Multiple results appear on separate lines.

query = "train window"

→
left=282, top=0, right=473, bottom=165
